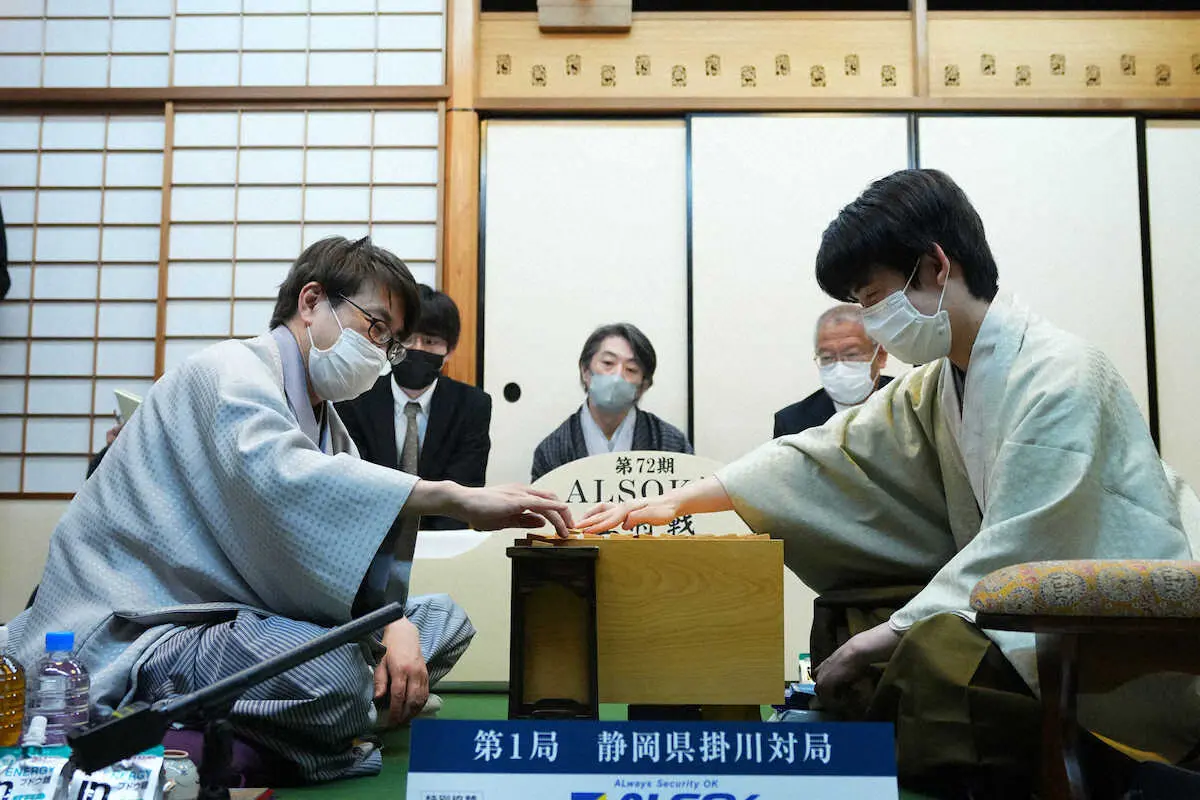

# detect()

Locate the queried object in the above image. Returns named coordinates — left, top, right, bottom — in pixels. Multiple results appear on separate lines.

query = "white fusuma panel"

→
left=919, top=116, right=1150, bottom=419
left=690, top=114, right=911, bottom=464
left=482, top=120, right=689, bottom=486
left=1147, top=121, right=1200, bottom=491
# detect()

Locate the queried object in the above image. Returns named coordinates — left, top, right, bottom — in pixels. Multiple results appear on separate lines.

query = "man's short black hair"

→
left=412, top=284, right=461, bottom=350
left=269, top=236, right=420, bottom=340
left=815, top=169, right=999, bottom=303
left=578, top=323, right=657, bottom=389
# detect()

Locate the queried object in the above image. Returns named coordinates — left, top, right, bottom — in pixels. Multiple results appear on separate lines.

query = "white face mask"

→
left=588, top=372, right=638, bottom=414
left=861, top=259, right=952, bottom=365
left=818, top=356, right=877, bottom=406
left=307, top=299, right=388, bottom=402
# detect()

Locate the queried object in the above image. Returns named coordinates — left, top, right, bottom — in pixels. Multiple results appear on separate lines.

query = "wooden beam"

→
left=912, top=0, right=930, bottom=97
left=154, top=102, right=175, bottom=380
left=443, top=0, right=482, bottom=387
left=441, top=111, right=480, bottom=387
left=0, top=86, right=450, bottom=106
left=449, top=0, right=479, bottom=106
left=474, top=94, right=1200, bottom=113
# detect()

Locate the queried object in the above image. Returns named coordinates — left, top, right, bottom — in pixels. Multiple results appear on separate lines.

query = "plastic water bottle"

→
left=26, top=632, right=89, bottom=746
left=0, top=625, right=25, bottom=747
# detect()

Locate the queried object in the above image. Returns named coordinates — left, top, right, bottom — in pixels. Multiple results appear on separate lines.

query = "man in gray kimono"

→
left=6, top=236, right=571, bottom=782
left=579, top=170, right=1200, bottom=795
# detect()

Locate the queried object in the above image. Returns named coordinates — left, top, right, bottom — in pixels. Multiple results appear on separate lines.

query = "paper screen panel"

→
left=0, top=0, right=171, bottom=88
left=169, top=2, right=445, bottom=87
left=165, top=108, right=440, bottom=364
left=0, top=113, right=164, bottom=495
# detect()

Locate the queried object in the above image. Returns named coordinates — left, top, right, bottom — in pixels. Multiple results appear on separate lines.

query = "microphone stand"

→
left=68, top=602, right=407, bottom=800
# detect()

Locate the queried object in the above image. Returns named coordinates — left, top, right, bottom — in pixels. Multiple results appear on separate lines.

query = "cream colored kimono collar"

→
left=939, top=294, right=1031, bottom=510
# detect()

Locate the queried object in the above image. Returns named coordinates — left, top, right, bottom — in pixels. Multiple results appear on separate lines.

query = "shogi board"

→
left=518, top=535, right=784, bottom=706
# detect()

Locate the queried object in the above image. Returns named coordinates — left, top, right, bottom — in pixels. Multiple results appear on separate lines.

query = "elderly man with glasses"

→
left=773, top=304, right=892, bottom=438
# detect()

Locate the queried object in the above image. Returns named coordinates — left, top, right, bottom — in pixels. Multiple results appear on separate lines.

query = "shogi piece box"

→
left=508, top=534, right=784, bottom=717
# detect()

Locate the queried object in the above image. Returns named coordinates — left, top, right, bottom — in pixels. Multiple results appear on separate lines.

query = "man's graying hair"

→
left=813, top=304, right=866, bottom=350
left=578, top=323, right=657, bottom=390
left=270, top=236, right=420, bottom=342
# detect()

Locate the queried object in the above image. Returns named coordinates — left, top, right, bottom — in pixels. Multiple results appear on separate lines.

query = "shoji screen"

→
left=690, top=115, right=911, bottom=465
left=0, top=114, right=164, bottom=493
left=0, top=0, right=173, bottom=89
left=173, top=0, right=445, bottom=87
left=481, top=120, right=689, bottom=487
left=918, top=116, right=1150, bottom=419
left=0, top=0, right=445, bottom=89
left=165, top=107, right=440, bottom=370
left=1147, top=121, right=1200, bottom=491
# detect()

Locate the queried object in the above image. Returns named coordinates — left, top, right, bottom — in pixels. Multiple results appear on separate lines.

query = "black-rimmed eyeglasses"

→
left=337, top=294, right=407, bottom=364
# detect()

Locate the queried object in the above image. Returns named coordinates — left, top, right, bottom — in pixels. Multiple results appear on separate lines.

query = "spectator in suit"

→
left=774, top=304, right=892, bottom=437
left=338, top=285, right=492, bottom=530
left=532, top=322, right=692, bottom=482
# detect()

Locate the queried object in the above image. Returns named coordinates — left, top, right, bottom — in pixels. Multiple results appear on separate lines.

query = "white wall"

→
left=0, top=499, right=64, bottom=622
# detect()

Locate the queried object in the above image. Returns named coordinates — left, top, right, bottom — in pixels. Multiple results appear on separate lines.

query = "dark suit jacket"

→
left=337, top=374, right=492, bottom=530
left=773, top=375, right=895, bottom=438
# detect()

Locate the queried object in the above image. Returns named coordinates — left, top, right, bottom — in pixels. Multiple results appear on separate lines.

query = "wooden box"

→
left=510, top=535, right=784, bottom=710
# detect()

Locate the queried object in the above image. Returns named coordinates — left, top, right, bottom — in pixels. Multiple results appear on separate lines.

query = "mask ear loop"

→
left=307, top=296, right=345, bottom=352
left=907, top=255, right=949, bottom=316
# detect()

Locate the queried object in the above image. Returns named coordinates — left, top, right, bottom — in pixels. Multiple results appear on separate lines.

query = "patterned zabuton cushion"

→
left=970, top=560, right=1200, bottom=617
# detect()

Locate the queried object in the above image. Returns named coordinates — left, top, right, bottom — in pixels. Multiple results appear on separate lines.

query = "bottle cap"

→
left=45, top=631, right=74, bottom=652
left=22, top=716, right=47, bottom=748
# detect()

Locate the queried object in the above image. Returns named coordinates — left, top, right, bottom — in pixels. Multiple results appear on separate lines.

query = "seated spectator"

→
left=532, top=322, right=691, bottom=481
left=774, top=304, right=892, bottom=437
left=338, top=285, right=492, bottom=530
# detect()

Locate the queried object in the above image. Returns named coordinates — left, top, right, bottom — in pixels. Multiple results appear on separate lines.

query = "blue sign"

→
left=407, top=720, right=897, bottom=800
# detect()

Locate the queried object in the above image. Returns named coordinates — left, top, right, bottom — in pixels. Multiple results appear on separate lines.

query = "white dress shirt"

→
left=579, top=403, right=636, bottom=456
left=392, top=377, right=437, bottom=470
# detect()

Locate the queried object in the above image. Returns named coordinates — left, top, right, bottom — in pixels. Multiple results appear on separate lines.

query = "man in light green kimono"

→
left=579, top=169, right=1200, bottom=795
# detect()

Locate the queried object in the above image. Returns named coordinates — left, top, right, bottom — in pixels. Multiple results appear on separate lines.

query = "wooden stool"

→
left=972, top=560, right=1200, bottom=800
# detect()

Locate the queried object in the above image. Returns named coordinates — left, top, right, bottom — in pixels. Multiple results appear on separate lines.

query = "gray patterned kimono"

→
left=5, top=329, right=473, bottom=781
